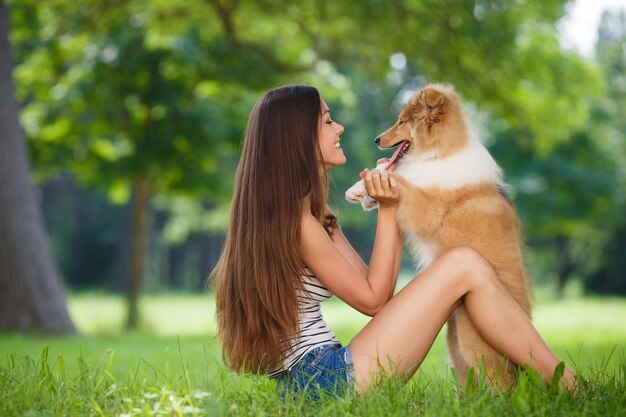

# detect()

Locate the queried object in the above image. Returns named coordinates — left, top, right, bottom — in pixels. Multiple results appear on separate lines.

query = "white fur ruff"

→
left=345, top=135, right=503, bottom=269
left=395, top=137, right=503, bottom=189
left=405, top=234, right=438, bottom=270
left=345, top=136, right=502, bottom=210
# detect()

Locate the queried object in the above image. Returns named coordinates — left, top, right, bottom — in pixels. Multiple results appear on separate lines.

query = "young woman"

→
left=214, top=84, right=575, bottom=396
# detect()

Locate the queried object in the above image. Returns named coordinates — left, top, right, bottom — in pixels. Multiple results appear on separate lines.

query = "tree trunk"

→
left=126, top=175, right=151, bottom=329
left=112, top=202, right=131, bottom=293
left=0, top=0, right=76, bottom=333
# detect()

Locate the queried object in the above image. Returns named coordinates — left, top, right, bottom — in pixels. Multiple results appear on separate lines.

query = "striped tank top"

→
left=268, top=269, right=339, bottom=377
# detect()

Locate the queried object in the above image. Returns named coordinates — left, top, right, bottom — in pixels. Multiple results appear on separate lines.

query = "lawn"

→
left=0, top=293, right=624, bottom=416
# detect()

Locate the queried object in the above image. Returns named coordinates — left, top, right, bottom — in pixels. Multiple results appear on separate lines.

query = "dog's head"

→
left=375, top=84, right=469, bottom=164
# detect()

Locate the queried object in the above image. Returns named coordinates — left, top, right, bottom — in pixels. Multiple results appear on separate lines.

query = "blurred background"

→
left=1, top=0, right=625, bottom=334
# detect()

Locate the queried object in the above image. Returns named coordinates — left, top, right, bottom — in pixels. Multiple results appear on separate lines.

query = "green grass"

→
left=1, top=293, right=625, bottom=416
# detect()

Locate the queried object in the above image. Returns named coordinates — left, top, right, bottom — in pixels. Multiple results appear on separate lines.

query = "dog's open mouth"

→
left=386, top=140, right=410, bottom=168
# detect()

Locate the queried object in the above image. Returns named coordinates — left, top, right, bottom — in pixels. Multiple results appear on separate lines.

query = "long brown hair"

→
left=214, top=85, right=336, bottom=373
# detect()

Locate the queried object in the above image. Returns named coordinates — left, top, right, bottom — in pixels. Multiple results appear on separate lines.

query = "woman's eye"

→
left=327, top=119, right=334, bottom=124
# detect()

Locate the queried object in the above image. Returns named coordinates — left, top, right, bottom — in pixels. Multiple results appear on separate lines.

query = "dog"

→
left=346, top=84, right=532, bottom=389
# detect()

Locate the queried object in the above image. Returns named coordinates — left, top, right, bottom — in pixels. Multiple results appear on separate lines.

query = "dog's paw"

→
left=345, top=180, right=367, bottom=204
left=361, top=196, right=379, bottom=211
left=345, top=181, right=379, bottom=211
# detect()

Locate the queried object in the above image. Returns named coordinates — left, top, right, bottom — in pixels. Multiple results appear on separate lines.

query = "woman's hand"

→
left=361, top=168, right=400, bottom=209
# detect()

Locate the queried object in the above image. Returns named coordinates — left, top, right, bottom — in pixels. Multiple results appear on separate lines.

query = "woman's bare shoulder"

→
left=300, top=211, right=327, bottom=240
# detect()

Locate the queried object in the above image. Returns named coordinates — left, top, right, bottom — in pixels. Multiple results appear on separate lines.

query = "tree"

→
left=9, top=0, right=271, bottom=328
left=0, top=0, right=75, bottom=333
left=584, top=9, right=626, bottom=294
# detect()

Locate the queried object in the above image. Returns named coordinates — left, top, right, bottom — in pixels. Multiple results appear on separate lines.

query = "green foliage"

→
left=584, top=10, right=626, bottom=294
left=7, top=0, right=625, bottom=294
left=492, top=8, right=626, bottom=294
left=10, top=0, right=252, bottom=200
left=9, top=0, right=598, bottom=201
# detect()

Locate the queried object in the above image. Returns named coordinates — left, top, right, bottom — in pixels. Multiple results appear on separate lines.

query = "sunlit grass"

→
left=1, top=292, right=624, bottom=416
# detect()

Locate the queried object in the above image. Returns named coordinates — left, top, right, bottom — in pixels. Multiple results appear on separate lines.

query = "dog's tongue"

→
left=385, top=141, right=410, bottom=169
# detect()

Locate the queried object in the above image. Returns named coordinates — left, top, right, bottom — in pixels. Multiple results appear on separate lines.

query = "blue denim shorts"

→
left=272, top=343, right=355, bottom=398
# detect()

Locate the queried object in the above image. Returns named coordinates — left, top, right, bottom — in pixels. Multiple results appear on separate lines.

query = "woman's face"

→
left=318, top=99, right=346, bottom=169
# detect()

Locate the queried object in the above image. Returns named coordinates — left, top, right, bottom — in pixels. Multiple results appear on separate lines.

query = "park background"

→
left=1, top=0, right=625, bottom=416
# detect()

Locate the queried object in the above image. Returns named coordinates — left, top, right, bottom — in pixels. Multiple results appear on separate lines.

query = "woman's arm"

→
left=300, top=170, right=401, bottom=316
left=329, top=160, right=402, bottom=283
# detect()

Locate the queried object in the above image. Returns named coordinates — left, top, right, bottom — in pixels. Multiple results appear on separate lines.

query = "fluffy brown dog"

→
left=346, top=84, right=532, bottom=389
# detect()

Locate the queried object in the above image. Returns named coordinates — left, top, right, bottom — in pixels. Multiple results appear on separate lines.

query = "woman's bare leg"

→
left=349, top=247, right=575, bottom=391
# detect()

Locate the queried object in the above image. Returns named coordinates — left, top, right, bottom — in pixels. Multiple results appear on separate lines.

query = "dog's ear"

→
left=423, top=88, right=446, bottom=110
left=420, top=88, right=446, bottom=131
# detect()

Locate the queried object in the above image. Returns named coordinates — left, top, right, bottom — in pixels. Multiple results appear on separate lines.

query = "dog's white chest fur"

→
left=395, top=139, right=502, bottom=189
left=405, top=234, right=438, bottom=269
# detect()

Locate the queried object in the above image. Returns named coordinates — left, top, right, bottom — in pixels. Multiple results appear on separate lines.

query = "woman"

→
left=214, top=84, right=575, bottom=396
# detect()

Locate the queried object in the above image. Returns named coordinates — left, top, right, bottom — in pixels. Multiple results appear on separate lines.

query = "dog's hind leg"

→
left=455, top=306, right=517, bottom=390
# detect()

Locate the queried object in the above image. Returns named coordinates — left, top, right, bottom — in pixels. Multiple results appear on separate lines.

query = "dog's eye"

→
left=398, top=120, right=404, bottom=125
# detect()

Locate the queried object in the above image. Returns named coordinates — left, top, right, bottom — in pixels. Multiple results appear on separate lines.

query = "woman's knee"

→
left=438, top=247, right=497, bottom=290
